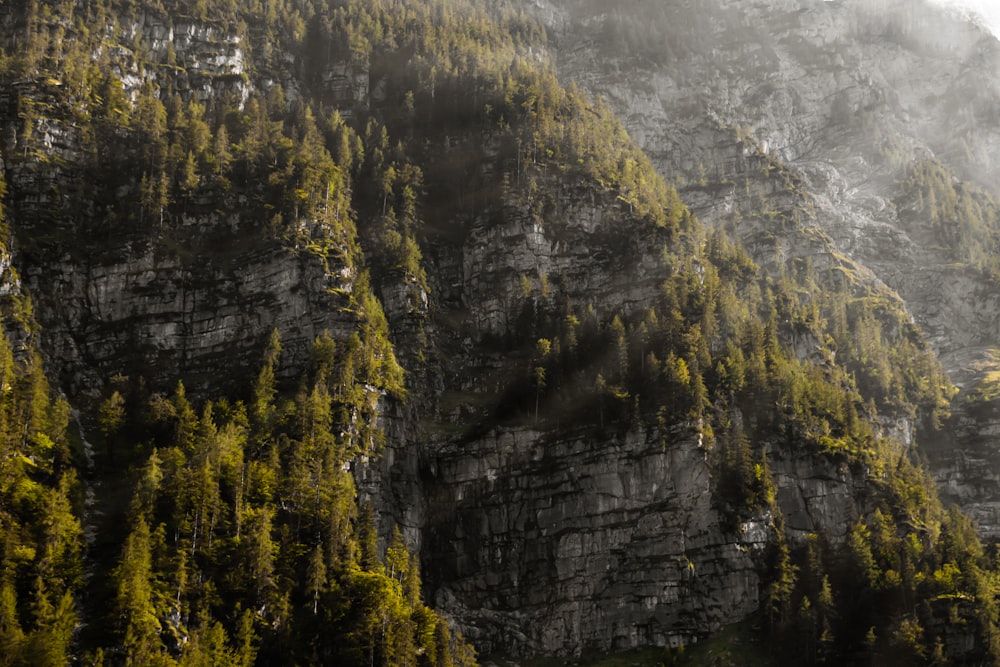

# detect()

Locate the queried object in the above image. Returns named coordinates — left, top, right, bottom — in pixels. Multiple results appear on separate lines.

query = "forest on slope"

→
left=546, top=0, right=1000, bottom=545
left=0, top=0, right=998, bottom=665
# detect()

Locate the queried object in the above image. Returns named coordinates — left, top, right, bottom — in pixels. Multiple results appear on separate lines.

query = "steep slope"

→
left=543, top=0, right=1000, bottom=353
left=541, top=0, right=1000, bottom=539
left=0, top=1, right=999, bottom=665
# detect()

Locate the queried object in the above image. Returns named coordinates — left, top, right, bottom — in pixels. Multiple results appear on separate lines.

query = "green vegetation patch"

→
left=965, top=348, right=1000, bottom=405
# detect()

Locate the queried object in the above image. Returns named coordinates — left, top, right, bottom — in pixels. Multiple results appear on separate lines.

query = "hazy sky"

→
left=930, top=0, right=1000, bottom=37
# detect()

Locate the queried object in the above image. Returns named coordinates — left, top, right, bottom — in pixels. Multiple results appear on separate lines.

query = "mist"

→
left=929, top=0, right=1000, bottom=37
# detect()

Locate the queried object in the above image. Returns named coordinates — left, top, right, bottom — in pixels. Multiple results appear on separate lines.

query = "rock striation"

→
left=425, top=424, right=764, bottom=656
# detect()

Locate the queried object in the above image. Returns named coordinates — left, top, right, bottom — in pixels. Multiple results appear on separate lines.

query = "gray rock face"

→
left=773, top=449, right=866, bottom=542
left=420, top=420, right=868, bottom=656
left=118, top=13, right=250, bottom=103
left=21, top=239, right=357, bottom=398
left=538, top=0, right=1000, bottom=537
left=934, top=397, right=1000, bottom=538
left=425, top=425, right=763, bottom=656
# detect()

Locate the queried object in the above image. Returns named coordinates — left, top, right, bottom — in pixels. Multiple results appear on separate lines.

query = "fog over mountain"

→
left=931, top=0, right=1000, bottom=37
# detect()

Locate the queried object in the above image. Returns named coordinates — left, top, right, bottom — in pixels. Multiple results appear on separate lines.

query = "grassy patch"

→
left=966, top=348, right=1000, bottom=404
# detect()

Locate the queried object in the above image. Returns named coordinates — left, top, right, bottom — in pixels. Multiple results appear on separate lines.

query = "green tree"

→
left=113, top=517, right=164, bottom=665
left=533, top=338, right=551, bottom=421
left=0, top=578, right=24, bottom=664
left=252, top=330, right=282, bottom=436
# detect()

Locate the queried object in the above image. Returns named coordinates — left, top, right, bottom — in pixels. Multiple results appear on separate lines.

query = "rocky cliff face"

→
left=540, top=0, right=1000, bottom=538
left=20, top=238, right=359, bottom=396
left=421, top=421, right=869, bottom=655
left=1, top=15, right=369, bottom=398
left=425, top=424, right=765, bottom=655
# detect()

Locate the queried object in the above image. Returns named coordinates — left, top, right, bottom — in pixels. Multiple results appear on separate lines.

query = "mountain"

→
left=1, top=0, right=1000, bottom=665
left=533, top=0, right=1000, bottom=540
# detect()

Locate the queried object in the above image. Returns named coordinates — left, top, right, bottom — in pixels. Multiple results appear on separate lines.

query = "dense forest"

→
left=0, top=0, right=998, bottom=665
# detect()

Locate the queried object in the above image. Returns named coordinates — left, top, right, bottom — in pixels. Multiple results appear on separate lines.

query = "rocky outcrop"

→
left=20, top=239, right=358, bottom=398
left=407, top=186, right=749, bottom=654
left=419, top=420, right=871, bottom=656
left=129, top=13, right=249, bottom=102
left=424, top=424, right=764, bottom=656
left=933, top=388, right=1000, bottom=539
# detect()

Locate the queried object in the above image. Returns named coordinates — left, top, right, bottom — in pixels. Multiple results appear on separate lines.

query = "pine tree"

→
left=0, top=578, right=24, bottom=664
left=113, top=517, right=163, bottom=665
left=307, top=544, right=327, bottom=616
left=358, top=501, right=381, bottom=573
left=252, top=330, right=282, bottom=437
